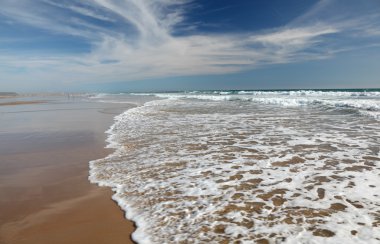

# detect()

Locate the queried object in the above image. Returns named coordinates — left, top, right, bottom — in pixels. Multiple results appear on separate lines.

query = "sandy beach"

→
left=0, top=96, right=136, bottom=244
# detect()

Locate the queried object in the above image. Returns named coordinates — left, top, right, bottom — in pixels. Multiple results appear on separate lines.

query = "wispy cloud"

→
left=0, top=0, right=380, bottom=88
left=42, top=0, right=115, bottom=22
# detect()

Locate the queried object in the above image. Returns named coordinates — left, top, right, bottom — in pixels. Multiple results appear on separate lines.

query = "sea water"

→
left=89, top=89, right=380, bottom=243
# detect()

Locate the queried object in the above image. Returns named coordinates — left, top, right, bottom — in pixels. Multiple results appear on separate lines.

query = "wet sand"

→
left=0, top=96, right=136, bottom=244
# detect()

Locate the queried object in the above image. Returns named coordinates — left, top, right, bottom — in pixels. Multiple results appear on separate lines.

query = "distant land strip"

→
left=0, top=101, right=46, bottom=106
left=0, top=92, right=18, bottom=98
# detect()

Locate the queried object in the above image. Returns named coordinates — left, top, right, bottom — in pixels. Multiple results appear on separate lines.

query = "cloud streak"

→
left=0, top=0, right=380, bottom=89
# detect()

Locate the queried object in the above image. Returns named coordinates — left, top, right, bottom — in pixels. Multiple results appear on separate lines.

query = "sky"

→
left=0, top=0, right=380, bottom=92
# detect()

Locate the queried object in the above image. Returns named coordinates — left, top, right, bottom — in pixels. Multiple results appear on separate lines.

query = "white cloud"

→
left=251, top=27, right=338, bottom=46
left=42, top=0, right=115, bottom=22
left=0, top=0, right=379, bottom=88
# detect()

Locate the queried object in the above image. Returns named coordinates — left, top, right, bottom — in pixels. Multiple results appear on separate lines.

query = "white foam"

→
left=147, top=91, right=380, bottom=120
left=90, top=95, right=380, bottom=243
left=147, top=90, right=380, bottom=98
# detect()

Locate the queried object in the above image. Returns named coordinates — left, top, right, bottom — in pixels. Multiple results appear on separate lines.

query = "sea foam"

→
left=90, top=91, right=380, bottom=243
left=146, top=90, right=380, bottom=120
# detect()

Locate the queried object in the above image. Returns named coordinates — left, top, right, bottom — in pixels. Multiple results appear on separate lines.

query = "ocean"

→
left=88, top=89, right=380, bottom=244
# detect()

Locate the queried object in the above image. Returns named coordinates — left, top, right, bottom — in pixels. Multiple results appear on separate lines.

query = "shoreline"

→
left=0, top=97, right=137, bottom=244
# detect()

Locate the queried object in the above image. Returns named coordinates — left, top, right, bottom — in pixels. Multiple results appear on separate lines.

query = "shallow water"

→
left=89, top=90, right=380, bottom=243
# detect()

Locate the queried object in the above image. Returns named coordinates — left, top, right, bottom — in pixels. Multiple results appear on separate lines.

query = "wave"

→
left=139, top=92, right=380, bottom=120
left=131, top=89, right=380, bottom=97
left=89, top=97, right=380, bottom=243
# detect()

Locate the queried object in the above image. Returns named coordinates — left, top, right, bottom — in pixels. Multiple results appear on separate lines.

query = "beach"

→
left=1, top=0, right=379, bottom=242
left=1, top=90, right=380, bottom=243
left=0, top=95, right=136, bottom=244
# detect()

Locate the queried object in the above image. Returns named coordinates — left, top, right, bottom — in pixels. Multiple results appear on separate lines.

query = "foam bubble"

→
left=90, top=95, right=380, bottom=243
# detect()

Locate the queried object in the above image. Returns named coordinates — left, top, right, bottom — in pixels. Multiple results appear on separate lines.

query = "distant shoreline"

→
left=0, top=100, right=46, bottom=106
left=0, top=92, right=18, bottom=98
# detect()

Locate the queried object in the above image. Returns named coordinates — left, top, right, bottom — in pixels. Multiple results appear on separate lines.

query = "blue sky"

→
left=0, top=0, right=380, bottom=92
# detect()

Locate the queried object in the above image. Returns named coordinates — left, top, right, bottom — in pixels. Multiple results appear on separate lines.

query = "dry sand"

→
left=0, top=97, right=136, bottom=244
